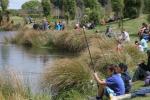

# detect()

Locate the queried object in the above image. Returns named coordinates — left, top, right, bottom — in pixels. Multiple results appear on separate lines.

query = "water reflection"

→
left=0, top=44, right=9, bottom=68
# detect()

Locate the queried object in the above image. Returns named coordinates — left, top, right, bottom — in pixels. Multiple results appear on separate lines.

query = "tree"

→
left=98, top=0, right=108, bottom=7
left=143, top=0, right=150, bottom=14
left=83, top=0, right=99, bottom=10
left=81, top=7, right=101, bottom=25
left=0, top=0, right=9, bottom=11
left=63, top=0, right=76, bottom=20
left=124, top=0, right=142, bottom=19
left=0, top=10, right=2, bottom=25
left=76, top=0, right=84, bottom=9
left=89, top=10, right=100, bottom=24
left=0, top=0, right=9, bottom=22
left=143, top=0, right=150, bottom=22
left=111, top=0, right=124, bottom=19
left=41, top=0, right=51, bottom=17
left=148, top=15, right=150, bottom=23
left=22, top=0, right=41, bottom=12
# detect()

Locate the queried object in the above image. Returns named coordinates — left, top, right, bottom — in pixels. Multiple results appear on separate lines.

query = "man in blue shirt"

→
left=94, top=64, right=125, bottom=100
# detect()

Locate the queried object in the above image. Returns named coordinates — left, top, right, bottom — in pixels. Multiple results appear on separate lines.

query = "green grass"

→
left=10, top=16, right=24, bottom=25
left=94, top=15, right=148, bottom=41
left=132, top=97, right=150, bottom=100
left=127, top=81, right=150, bottom=100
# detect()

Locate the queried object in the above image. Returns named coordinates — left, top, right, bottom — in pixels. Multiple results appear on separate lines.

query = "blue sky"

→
left=8, top=0, right=30, bottom=9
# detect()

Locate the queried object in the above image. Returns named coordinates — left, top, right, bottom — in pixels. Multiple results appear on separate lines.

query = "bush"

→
left=124, top=0, right=142, bottom=19
left=89, top=10, right=100, bottom=24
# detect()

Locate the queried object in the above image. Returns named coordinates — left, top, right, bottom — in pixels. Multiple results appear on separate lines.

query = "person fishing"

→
left=82, top=27, right=125, bottom=100
left=93, top=64, right=125, bottom=100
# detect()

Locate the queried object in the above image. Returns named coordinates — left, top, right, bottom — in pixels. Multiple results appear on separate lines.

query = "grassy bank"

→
left=6, top=28, right=87, bottom=52
left=42, top=33, right=146, bottom=99
left=95, top=15, right=148, bottom=40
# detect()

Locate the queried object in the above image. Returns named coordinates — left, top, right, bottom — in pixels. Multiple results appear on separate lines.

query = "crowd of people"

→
left=91, top=22, right=150, bottom=100
left=105, top=23, right=150, bottom=53
left=28, top=17, right=65, bottom=31
left=33, top=20, right=65, bottom=31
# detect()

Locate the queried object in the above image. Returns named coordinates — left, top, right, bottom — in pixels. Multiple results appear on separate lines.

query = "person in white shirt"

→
left=121, top=29, right=130, bottom=42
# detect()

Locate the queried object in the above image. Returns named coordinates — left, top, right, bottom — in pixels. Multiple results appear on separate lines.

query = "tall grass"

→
left=0, top=70, right=28, bottom=100
left=0, top=20, right=21, bottom=31
left=43, top=58, right=93, bottom=99
left=42, top=33, right=146, bottom=99
left=9, top=28, right=50, bottom=47
left=8, top=29, right=87, bottom=52
left=81, top=42, right=146, bottom=74
left=52, top=30, right=87, bottom=52
left=0, top=69, right=52, bottom=100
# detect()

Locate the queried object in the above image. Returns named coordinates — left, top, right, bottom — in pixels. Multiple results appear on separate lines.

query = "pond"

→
left=0, top=31, right=74, bottom=93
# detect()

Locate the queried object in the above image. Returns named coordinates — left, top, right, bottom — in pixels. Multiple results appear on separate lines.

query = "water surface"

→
left=0, top=31, right=74, bottom=92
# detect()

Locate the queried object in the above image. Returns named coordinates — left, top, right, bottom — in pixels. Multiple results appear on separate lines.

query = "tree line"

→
left=0, top=0, right=150, bottom=25
left=20, top=0, right=150, bottom=23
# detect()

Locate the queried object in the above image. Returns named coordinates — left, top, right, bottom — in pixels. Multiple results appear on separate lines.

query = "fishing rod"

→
left=82, top=27, right=96, bottom=72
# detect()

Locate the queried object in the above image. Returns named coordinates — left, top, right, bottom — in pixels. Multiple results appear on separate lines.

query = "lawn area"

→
left=95, top=15, right=150, bottom=100
left=10, top=16, right=24, bottom=25
left=95, top=15, right=148, bottom=41
left=126, top=81, right=150, bottom=100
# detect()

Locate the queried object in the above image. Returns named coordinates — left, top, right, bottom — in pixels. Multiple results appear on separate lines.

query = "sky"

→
left=8, top=0, right=31, bottom=9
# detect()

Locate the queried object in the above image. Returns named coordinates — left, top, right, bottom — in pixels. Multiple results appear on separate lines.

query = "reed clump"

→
left=0, top=70, right=52, bottom=100
left=8, top=29, right=87, bottom=52
left=0, top=21, right=20, bottom=31
left=0, top=70, right=28, bottom=100
left=80, top=36, right=146, bottom=73
left=43, top=58, right=93, bottom=99
left=124, top=44, right=146, bottom=63
left=52, top=30, right=87, bottom=52
left=10, top=28, right=50, bottom=47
